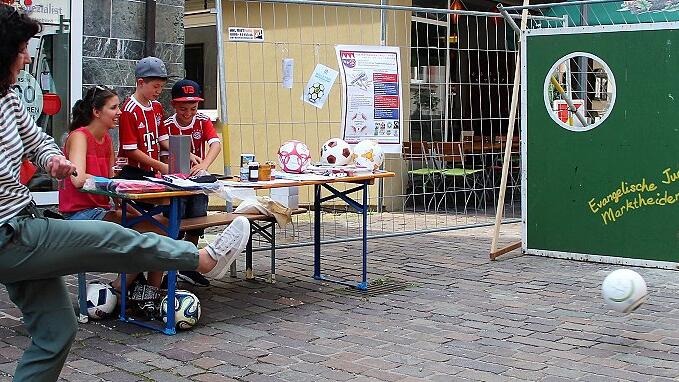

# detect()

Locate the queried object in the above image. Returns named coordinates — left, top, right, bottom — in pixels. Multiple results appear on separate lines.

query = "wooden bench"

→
left=172, top=208, right=307, bottom=282
left=76, top=208, right=305, bottom=324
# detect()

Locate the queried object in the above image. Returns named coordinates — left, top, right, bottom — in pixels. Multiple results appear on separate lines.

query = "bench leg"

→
left=229, top=261, right=237, bottom=278
left=245, top=223, right=254, bottom=280
left=77, top=273, right=88, bottom=323
left=269, top=224, right=276, bottom=284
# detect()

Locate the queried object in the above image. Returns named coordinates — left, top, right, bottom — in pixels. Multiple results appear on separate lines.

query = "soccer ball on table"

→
left=320, top=138, right=353, bottom=166
left=352, top=139, right=385, bottom=171
left=86, top=282, right=117, bottom=320
left=601, top=269, right=647, bottom=313
left=278, top=140, right=312, bottom=173
left=160, top=290, right=201, bottom=330
left=307, top=82, right=325, bottom=103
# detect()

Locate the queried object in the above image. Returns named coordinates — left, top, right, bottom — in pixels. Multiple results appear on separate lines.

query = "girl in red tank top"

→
left=59, top=86, right=117, bottom=215
left=59, top=86, right=166, bottom=291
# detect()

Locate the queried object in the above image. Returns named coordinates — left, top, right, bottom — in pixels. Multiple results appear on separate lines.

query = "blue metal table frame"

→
left=314, top=181, right=371, bottom=290
left=240, top=172, right=394, bottom=291
left=119, top=195, right=183, bottom=335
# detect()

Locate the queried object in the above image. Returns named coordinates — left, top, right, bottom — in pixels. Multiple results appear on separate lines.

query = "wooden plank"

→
left=489, top=241, right=522, bottom=261
left=178, top=208, right=307, bottom=231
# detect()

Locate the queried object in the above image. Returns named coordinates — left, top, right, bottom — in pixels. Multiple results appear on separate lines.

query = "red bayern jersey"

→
left=163, top=112, right=220, bottom=159
left=118, top=95, right=168, bottom=171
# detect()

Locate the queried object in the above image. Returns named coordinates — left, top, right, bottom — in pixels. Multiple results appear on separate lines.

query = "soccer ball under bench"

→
left=160, top=290, right=201, bottom=330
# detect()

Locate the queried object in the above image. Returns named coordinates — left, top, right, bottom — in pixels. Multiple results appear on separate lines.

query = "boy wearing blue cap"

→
left=119, top=56, right=170, bottom=175
left=117, top=56, right=170, bottom=292
left=164, top=79, right=222, bottom=286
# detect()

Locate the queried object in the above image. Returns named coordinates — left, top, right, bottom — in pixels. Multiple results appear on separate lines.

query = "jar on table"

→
left=248, top=161, right=260, bottom=182
left=258, top=163, right=272, bottom=181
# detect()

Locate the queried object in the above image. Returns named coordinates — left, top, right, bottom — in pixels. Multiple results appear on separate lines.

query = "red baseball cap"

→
left=171, top=79, right=204, bottom=102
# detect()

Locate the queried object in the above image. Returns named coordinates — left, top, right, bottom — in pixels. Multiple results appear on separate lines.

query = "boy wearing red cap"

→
left=165, top=79, right=222, bottom=286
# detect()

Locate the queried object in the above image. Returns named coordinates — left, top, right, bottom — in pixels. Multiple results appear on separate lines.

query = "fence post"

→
left=215, top=0, right=233, bottom=212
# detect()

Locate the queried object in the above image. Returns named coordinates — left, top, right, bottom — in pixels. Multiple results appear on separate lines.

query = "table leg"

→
left=359, top=183, right=368, bottom=290
left=164, top=197, right=180, bottom=334
left=313, top=184, right=322, bottom=280
left=120, top=200, right=128, bottom=322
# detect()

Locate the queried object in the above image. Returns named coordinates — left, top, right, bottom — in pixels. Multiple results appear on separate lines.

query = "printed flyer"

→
left=336, top=45, right=402, bottom=153
left=301, top=64, right=338, bottom=109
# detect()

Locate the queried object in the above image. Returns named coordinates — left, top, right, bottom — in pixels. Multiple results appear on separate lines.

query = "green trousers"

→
left=0, top=215, right=199, bottom=382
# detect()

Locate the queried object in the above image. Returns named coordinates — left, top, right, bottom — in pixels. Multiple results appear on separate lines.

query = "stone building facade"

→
left=82, top=0, right=185, bottom=129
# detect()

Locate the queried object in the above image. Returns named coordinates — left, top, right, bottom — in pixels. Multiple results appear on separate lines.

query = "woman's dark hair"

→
left=0, top=4, right=41, bottom=96
left=69, top=86, right=118, bottom=131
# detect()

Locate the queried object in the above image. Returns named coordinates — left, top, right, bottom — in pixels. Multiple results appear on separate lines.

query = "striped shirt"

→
left=0, top=91, right=62, bottom=225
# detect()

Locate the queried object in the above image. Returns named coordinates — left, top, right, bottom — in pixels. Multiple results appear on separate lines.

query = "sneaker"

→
left=177, top=271, right=210, bottom=287
left=204, top=216, right=250, bottom=279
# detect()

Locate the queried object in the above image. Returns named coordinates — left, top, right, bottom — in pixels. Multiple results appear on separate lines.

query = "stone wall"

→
left=81, top=0, right=185, bottom=148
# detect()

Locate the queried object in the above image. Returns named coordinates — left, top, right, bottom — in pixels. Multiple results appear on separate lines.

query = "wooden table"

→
left=223, top=171, right=396, bottom=290
left=82, top=171, right=395, bottom=334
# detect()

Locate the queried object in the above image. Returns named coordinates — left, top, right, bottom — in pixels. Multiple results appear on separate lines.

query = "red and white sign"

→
left=553, top=99, right=585, bottom=127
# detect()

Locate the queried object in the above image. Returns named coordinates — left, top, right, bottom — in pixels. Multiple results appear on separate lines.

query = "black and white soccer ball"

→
left=320, top=138, right=353, bottom=166
left=160, top=290, right=201, bottom=330
left=86, top=282, right=117, bottom=319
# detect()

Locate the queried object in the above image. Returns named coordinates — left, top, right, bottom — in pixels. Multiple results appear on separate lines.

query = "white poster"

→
left=228, top=27, right=264, bottom=42
left=336, top=45, right=402, bottom=153
left=301, top=64, right=338, bottom=109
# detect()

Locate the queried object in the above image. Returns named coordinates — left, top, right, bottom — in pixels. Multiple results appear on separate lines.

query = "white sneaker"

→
left=204, top=216, right=250, bottom=279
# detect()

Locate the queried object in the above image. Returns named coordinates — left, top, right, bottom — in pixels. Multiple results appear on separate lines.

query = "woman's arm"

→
left=65, top=131, right=91, bottom=189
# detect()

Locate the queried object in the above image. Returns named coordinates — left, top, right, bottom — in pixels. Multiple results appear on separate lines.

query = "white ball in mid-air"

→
left=86, top=282, right=117, bottom=319
left=353, top=139, right=384, bottom=170
left=278, top=140, right=312, bottom=173
left=320, top=138, right=353, bottom=166
left=160, top=290, right=201, bottom=330
left=601, top=269, right=647, bottom=313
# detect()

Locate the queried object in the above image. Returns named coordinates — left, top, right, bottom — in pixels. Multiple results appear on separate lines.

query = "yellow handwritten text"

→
left=601, top=191, right=679, bottom=225
left=588, top=178, right=657, bottom=213
left=661, top=167, right=679, bottom=185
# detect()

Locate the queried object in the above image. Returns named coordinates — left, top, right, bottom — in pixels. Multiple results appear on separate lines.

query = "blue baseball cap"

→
left=135, top=56, right=168, bottom=79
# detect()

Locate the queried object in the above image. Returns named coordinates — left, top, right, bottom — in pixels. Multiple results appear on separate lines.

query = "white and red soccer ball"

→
left=353, top=140, right=385, bottom=170
left=320, top=138, right=353, bottom=166
left=278, top=140, right=312, bottom=173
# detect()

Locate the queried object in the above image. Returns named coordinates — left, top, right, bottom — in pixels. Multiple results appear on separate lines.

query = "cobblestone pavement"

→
left=1, top=222, right=678, bottom=381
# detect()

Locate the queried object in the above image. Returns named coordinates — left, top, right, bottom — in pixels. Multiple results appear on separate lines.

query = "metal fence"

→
left=501, top=0, right=679, bottom=30
left=205, top=0, right=557, bottom=252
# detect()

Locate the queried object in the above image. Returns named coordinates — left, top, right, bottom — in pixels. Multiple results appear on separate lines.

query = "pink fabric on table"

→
left=114, top=181, right=167, bottom=194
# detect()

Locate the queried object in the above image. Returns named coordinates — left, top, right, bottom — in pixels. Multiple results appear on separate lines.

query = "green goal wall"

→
left=523, top=23, right=679, bottom=267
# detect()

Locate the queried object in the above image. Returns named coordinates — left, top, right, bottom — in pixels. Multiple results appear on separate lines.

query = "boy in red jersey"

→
left=164, top=79, right=222, bottom=287
left=118, top=56, right=170, bottom=174
left=117, top=56, right=170, bottom=291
